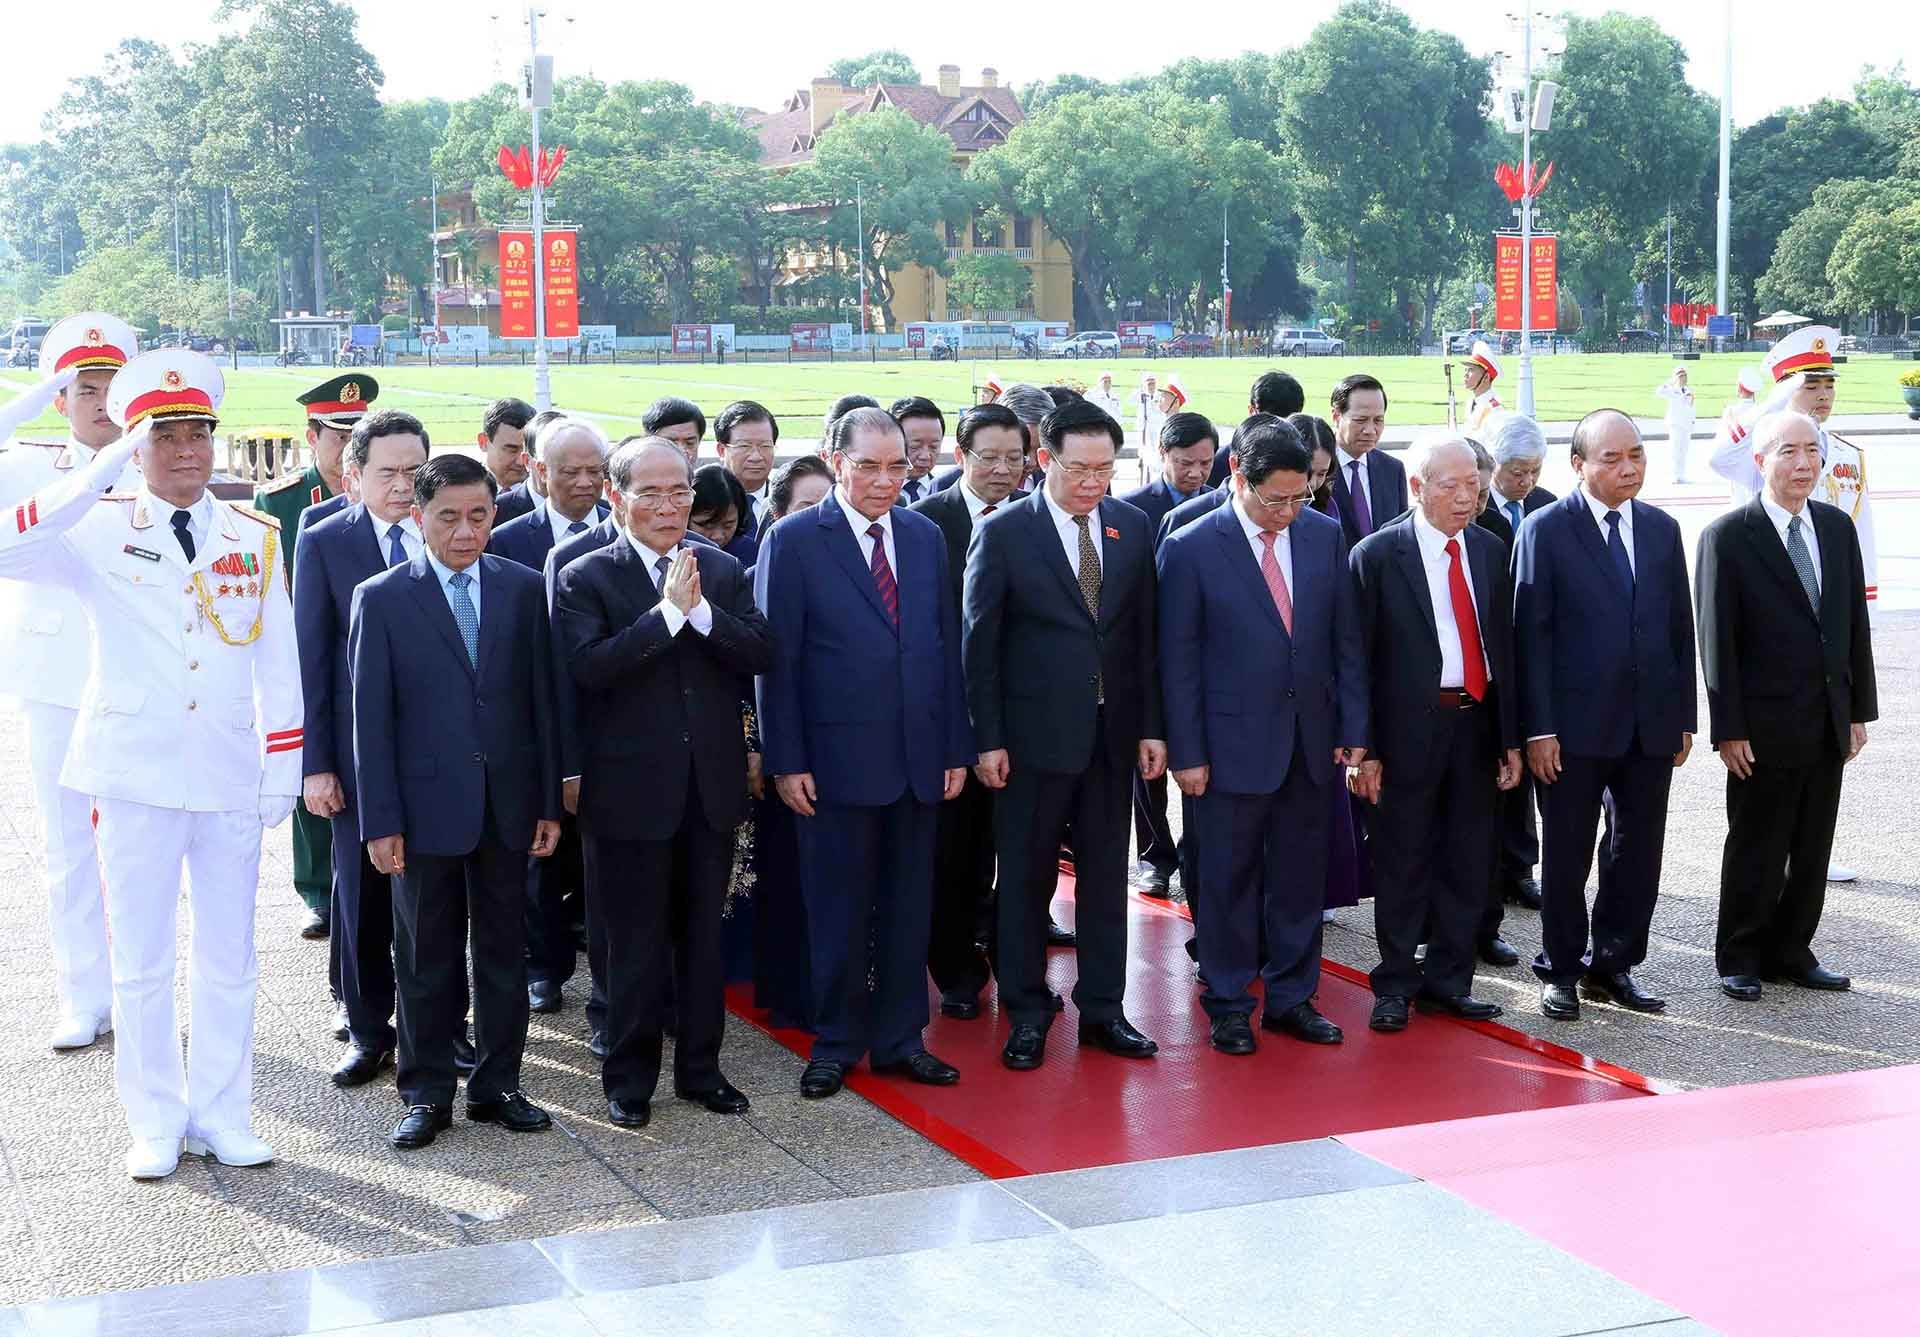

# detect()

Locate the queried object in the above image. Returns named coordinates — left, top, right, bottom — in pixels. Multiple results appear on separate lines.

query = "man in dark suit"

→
left=478, top=397, right=534, bottom=497
left=1351, top=434, right=1522, bottom=1034
left=714, top=400, right=779, bottom=539
left=299, top=491, right=351, bottom=534
left=1208, top=370, right=1304, bottom=486
left=1696, top=409, right=1876, bottom=1001
left=296, top=409, right=431, bottom=1088
left=911, top=403, right=1028, bottom=1019
left=1121, top=412, right=1216, bottom=897
left=965, top=399, right=1166, bottom=1071
left=1486, top=413, right=1558, bottom=915
left=1160, top=420, right=1367, bottom=1053
left=1327, top=374, right=1407, bottom=547
left=485, top=417, right=612, bottom=1014
left=491, top=408, right=566, bottom=525
left=350, top=455, right=562, bottom=1149
left=554, top=439, right=773, bottom=1126
left=890, top=396, right=945, bottom=506
left=755, top=407, right=972, bottom=1098
left=643, top=396, right=706, bottom=470
left=1513, top=411, right=1695, bottom=1022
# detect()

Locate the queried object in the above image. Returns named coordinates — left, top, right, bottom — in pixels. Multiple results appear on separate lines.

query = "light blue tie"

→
left=447, top=570, right=479, bottom=667
left=1506, top=500, right=1523, bottom=533
left=387, top=525, right=407, bottom=567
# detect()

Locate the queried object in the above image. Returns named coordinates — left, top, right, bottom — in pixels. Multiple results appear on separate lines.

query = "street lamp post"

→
left=526, top=4, right=552, bottom=411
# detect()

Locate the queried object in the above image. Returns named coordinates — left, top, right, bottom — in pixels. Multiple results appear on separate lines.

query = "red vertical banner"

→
left=1493, top=234, right=1523, bottom=331
left=1529, top=234, right=1558, bottom=331
left=498, top=230, right=534, bottom=337
left=543, top=229, right=580, bottom=337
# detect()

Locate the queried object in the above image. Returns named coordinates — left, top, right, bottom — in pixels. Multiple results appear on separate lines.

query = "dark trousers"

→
left=1369, top=705, right=1497, bottom=999
left=928, top=773, right=994, bottom=1003
left=1179, top=791, right=1203, bottom=940
left=1193, top=734, right=1329, bottom=1018
left=1533, top=750, right=1673, bottom=985
left=796, top=794, right=936, bottom=1066
left=1132, top=771, right=1177, bottom=873
left=392, top=826, right=530, bottom=1108
left=588, top=805, right=729, bottom=1104
left=329, top=802, right=404, bottom=1052
left=1479, top=771, right=1542, bottom=941
left=1716, top=756, right=1844, bottom=978
left=995, top=747, right=1131, bottom=1029
left=577, top=836, right=610, bottom=1038
left=525, top=815, right=584, bottom=987
left=291, top=803, right=332, bottom=914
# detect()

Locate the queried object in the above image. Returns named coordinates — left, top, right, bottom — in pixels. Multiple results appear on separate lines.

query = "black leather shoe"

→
left=800, top=1058, right=845, bottom=1098
left=390, top=1104, right=451, bottom=1149
left=939, top=996, right=981, bottom=1020
left=1002, top=1024, right=1048, bottom=1070
left=1416, top=992, right=1503, bottom=1021
left=329, top=1005, right=350, bottom=1043
left=466, top=1091, right=551, bottom=1132
left=607, top=1098, right=651, bottom=1128
left=1077, top=1017, right=1158, bottom=1058
left=587, top=1030, right=609, bottom=1060
left=528, top=979, right=563, bottom=1013
left=1046, top=920, right=1077, bottom=948
left=300, top=907, right=330, bottom=940
left=1583, top=971, right=1667, bottom=1012
left=1210, top=1013, right=1257, bottom=1055
left=1478, top=936, right=1521, bottom=968
left=331, top=1045, right=394, bottom=1088
left=874, top=1051, right=960, bottom=1086
left=676, top=1079, right=751, bottom=1113
left=1264, top=1000, right=1344, bottom=1045
left=1768, top=965, right=1851, bottom=991
left=1503, top=877, right=1544, bottom=911
left=453, top=1035, right=476, bottom=1075
left=1540, top=983, right=1581, bottom=1020
left=1133, top=861, right=1174, bottom=899
left=1720, top=974, right=1763, bottom=1001
left=1369, top=996, right=1410, bottom=1032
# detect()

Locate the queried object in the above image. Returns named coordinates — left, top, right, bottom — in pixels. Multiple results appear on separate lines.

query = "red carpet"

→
left=1344, top=1065, right=1920, bottom=1337
left=727, top=874, right=1653, bottom=1177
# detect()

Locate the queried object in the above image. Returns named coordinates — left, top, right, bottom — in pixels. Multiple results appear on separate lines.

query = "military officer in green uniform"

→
left=254, top=373, right=378, bottom=946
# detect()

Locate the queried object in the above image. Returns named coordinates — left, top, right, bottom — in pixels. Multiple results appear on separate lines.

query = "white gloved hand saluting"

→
left=0, top=367, right=78, bottom=447
left=258, top=794, right=296, bottom=828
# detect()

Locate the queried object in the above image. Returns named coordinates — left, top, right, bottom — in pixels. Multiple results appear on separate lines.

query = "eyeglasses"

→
left=848, top=460, right=910, bottom=480
left=625, top=487, right=694, bottom=510
left=1247, top=487, right=1315, bottom=512
left=1059, top=463, right=1116, bottom=482
left=964, top=451, right=1025, bottom=471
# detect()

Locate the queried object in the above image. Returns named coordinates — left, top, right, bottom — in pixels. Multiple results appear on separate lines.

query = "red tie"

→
left=867, top=522, right=898, bottom=627
left=1445, top=537, right=1486, bottom=700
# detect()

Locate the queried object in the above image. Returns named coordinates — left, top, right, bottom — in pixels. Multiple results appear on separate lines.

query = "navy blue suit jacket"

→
left=492, top=481, right=537, bottom=525
left=350, top=552, right=560, bottom=855
left=487, top=499, right=610, bottom=571
left=1155, top=485, right=1232, bottom=552
left=754, top=495, right=973, bottom=807
left=1157, top=501, right=1365, bottom=791
left=1512, top=489, right=1697, bottom=758
left=294, top=502, right=390, bottom=788
left=1328, top=449, right=1409, bottom=547
left=1120, top=477, right=1211, bottom=535
left=298, top=493, right=350, bottom=535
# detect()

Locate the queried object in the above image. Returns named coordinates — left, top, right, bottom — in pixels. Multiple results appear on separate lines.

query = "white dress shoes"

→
left=125, top=1138, right=181, bottom=1180
left=183, top=1130, right=275, bottom=1167
left=48, top=1010, right=111, bottom=1051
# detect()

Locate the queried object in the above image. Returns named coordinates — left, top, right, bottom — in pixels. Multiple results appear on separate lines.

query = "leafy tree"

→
left=1827, top=201, right=1920, bottom=329
left=1016, top=73, right=1139, bottom=115
left=827, top=50, right=920, bottom=88
left=1758, top=177, right=1918, bottom=315
left=946, top=251, right=1031, bottom=318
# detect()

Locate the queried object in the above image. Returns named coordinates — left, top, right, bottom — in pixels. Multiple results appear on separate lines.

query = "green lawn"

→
left=1, top=353, right=1908, bottom=446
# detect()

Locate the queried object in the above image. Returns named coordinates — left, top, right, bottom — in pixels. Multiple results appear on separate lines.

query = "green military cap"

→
left=297, top=373, right=381, bottom=429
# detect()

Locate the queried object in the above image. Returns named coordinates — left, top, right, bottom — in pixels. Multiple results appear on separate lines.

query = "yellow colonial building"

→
left=746, top=65, right=1074, bottom=328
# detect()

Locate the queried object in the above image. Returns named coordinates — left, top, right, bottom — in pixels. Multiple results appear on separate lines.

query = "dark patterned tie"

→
left=1348, top=460, right=1373, bottom=535
left=1786, top=514, right=1820, bottom=612
left=867, top=523, right=898, bottom=627
left=171, top=509, right=195, bottom=563
left=568, top=519, right=588, bottom=535
left=1073, top=514, right=1101, bottom=617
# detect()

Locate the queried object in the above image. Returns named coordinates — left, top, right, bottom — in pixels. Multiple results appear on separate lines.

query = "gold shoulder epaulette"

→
left=260, top=472, right=308, bottom=496
left=102, top=493, right=138, bottom=502
left=228, top=502, right=281, bottom=528
left=10, top=439, right=66, bottom=450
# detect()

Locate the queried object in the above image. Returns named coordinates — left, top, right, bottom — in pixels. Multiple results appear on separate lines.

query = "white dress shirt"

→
left=628, top=533, right=713, bottom=637
left=1411, top=508, right=1489, bottom=689
left=424, top=549, right=481, bottom=624
left=956, top=479, right=1005, bottom=523
left=1337, top=447, right=1373, bottom=519
left=375, top=514, right=423, bottom=565
left=1760, top=492, right=1821, bottom=594
left=1580, top=488, right=1636, bottom=576
left=1232, top=494, right=1293, bottom=601
left=546, top=503, right=597, bottom=549
left=835, top=485, right=896, bottom=575
left=147, top=487, right=216, bottom=559
left=1041, top=487, right=1102, bottom=581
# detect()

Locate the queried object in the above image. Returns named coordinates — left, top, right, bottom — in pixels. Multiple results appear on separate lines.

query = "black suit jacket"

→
left=293, top=502, right=388, bottom=787
left=1328, top=449, right=1409, bottom=546
left=492, top=481, right=538, bottom=525
left=911, top=484, right=1027, bottom=606
left=962, top=490, right=1162, bottom=774
left=487, top=499, right=611, bottom=571
left=1350, top=512, right=1520, bottom=786
left=554, top=538, right=772, bottom=839
left=1476, top=503, right=1513, bottom=548
left=1696, top=498, right=1877, bottom=765
left=1119, top=477, right=1210, bottom=534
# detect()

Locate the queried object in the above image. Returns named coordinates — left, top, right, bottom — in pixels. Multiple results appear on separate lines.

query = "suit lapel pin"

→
left=1104, top=526, right=1120, bottom=540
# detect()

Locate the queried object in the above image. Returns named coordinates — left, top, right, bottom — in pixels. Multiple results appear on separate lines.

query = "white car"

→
left=1047, top=330, right=1120, bottom=358
left=1273, top=327, right=1346, bottom=356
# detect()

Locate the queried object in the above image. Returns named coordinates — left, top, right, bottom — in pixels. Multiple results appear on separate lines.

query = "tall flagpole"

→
left=1517, top=7, right=1536, bottom=418
left=1715, top=0, right=1732, bottom=333
left=528, top=4, right=552, bottom=411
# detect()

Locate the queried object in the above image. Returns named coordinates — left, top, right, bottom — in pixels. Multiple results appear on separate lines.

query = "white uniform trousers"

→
left=21, top=701, right=112, bottom=1020
left=93, top=798, right=262, bottom=1141
left=1667, top=412, right=1695, bottom=482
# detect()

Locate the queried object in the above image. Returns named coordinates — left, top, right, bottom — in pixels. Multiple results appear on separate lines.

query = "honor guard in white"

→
left=1087, top=370, right=1124, bottom=424
left=1462, top=341, right=1503, bottom=435
left=1655, top=367, right=1697, bottom=483
left=0, top=313, right=144, bottom=1050
left=0, top=350, right=301, bottom=1181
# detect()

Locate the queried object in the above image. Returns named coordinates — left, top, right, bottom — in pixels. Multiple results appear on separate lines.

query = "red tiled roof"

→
left=745, top=80, right=1024, bottom=167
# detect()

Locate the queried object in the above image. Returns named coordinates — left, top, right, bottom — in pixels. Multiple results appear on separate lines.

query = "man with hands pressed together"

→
left=1696, top=410, right=1875, bottom=1001
left=1350, top=434, right=1520, bottom=1035
left=964, top=400, right=1166, bottom=1072
left=755, top=407, right=972, bottom=1100
left=350, top=455, right=562, bottom=1150
left=555, top=439, right=772, bottom=1128
left=1158, top=419, right=1366, bottom=1054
